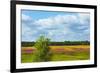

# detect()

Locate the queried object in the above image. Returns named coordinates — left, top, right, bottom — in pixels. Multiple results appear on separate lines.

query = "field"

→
left=21, top=45, right=90, bottom=63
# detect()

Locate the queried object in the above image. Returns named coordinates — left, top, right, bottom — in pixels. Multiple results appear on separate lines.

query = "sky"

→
left=21, top=10, right=90, bottom=42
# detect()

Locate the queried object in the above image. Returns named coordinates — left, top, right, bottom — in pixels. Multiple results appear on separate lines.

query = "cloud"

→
left=21, top=12, right=90, bottom=41
left=22, top=14, right=32, bottom=21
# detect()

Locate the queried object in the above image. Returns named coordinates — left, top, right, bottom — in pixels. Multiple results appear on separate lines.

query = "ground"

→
left=21, top=45, right=90, bottom=63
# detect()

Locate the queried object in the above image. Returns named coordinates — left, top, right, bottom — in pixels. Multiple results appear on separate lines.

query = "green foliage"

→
left=21, top=42, right=35, bottom=47
left=21, top=41, right=90, bottom=47
left=34, top=36, right=50, bottom=62
left=50, top=41, right=90, bottom=45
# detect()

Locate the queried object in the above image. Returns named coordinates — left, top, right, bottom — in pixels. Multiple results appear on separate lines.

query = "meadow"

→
left=21, top=45, right=90, bottom=63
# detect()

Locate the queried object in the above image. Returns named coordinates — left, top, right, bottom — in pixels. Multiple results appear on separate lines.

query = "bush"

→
left=34, top=36, right=50, bottom=62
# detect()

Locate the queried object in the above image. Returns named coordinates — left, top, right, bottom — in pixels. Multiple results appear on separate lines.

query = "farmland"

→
left=21, top=45, right=90, bottom=63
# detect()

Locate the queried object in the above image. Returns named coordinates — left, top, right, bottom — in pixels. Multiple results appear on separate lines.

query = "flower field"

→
left=21, top=45, right=90, bottom=63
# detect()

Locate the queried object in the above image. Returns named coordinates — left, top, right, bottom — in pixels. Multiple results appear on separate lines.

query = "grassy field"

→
left=21, top=45, right=90, bottom=63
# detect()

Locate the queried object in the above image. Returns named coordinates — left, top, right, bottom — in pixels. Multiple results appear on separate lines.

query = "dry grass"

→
left=50, top=45, right=89, bottom=53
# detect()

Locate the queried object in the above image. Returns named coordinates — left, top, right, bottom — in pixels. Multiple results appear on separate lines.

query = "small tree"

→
left=34, top=36, right=50, bottom=62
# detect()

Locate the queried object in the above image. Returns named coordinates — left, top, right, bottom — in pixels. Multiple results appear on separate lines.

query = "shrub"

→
left=34, top=36, right=50, bottom=62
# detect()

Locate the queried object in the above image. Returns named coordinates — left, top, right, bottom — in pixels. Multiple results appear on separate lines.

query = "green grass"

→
left=21, top=51, right=90, bottom=63
left=21, top=53, right=36, bottom=63
left=50, top=52, right=90, bottom=61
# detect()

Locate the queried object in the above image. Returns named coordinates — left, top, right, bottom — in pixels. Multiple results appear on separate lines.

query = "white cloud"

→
left=78, top=13, right=90, bottom=25
left=34, top=14, right=77, bottom=27
left=22, top=13, right=90, bottom=41
left=22, top=14, right=32, bottom=21
left=36, top=18, right=53, bottom=25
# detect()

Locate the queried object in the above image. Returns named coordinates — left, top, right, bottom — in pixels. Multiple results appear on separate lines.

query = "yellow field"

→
left=22, top=45, right=90, bottom=54
left=50, top=45, right=89, bottom=52
left=22, top=45, right=89, bottom=49
left=50, top=45, right=89, bottom=49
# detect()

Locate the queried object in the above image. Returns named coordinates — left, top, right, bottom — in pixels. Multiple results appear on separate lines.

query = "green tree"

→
left=34, top=36, right=50, bottom=62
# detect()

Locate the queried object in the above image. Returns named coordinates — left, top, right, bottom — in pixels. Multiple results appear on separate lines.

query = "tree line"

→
left=22, top=41, right=90, bottom=47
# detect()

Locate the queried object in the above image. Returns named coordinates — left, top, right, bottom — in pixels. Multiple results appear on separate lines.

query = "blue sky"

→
left=21, top=10, right=90, bottom=42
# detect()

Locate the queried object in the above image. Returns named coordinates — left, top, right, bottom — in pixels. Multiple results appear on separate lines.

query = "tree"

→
left=34, top=36, right=50, bottom=62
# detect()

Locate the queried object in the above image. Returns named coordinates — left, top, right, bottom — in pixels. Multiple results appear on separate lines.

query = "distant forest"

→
left=21, top=41, right=90, bottom=47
